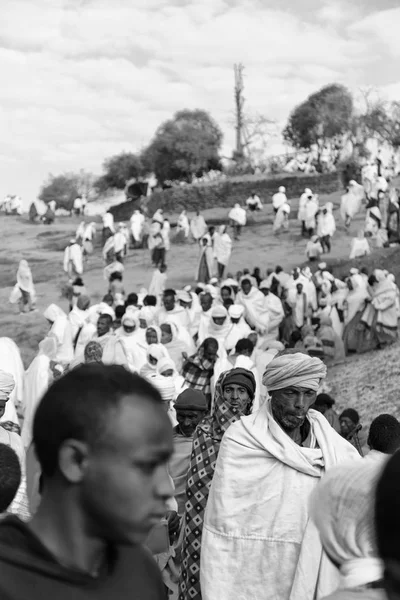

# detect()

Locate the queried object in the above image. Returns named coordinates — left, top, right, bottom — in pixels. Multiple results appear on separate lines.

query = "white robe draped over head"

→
left=201, top=402, right=359, bottom=600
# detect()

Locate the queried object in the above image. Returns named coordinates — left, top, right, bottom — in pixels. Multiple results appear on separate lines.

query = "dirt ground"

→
left=1, top=188, right=399, bottom=431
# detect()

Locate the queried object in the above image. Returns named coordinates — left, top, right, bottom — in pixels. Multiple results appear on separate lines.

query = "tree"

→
left=143, top=109, right=223, bottom=183
left=352, top=89, right=400, bottom=150
left=39, top=173, right=81, bottom=211
left=95, top=152, right=144, bottom=193
left=283, top=84, right=353, bottom=166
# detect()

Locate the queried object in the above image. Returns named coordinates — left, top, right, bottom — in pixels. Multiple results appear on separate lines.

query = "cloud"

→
left=0, top=0, right=399, bottom=199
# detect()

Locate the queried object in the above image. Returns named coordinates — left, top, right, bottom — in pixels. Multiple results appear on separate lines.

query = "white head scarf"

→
left=0, top=371, right=15, bottom=401
left=44, top=304, right=66, bottom=323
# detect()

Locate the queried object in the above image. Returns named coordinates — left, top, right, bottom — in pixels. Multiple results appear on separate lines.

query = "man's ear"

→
left=58, top=440, right=90, bottom=483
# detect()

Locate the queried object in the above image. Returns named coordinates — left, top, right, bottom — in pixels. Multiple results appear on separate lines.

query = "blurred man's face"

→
left=80, top=396, right=173, bottom=545
left=163, top=294, right=175, bottom=312
left=203, top=343, right=218, bottom=363
left=97, top=316, right=111, bottom=337
left=176, top=409, right=205, bottom=437
left=200, top=294, right=212, bottom=312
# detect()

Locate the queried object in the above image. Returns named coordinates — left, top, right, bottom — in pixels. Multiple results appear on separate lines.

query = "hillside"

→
left=326, top=341, right=400, bottom=430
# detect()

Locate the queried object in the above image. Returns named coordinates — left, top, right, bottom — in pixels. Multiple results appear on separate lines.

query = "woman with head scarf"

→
left=198, top=305, right=232, bottom=348
left=179, top=368, right=256, bottom=600
left=140, top=344, right=170, bottom=378
left=21, top=337, right=58, bottom=448
left=15, top=260, right=36, bottom=313
left=213, top=225, right=232, bottom=279
left=114, top=313, right=146, bottom=371
left=43, top=304, right=74, bottom=365
left=0, top=338, right=25, bottom=421
left=157, top=357, right=187, bottom=399
left=0, top=370, right=30, bottom=521
left=310, top=453, right=385, bottom=600
left=360, top=270, right=398, bottom=348
left=316, top=313, right=345, bottom=363
left=160, top=321, right=192, bottom=373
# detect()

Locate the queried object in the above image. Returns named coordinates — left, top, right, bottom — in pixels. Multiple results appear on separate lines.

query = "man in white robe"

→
left=157, top=289, right=190, bottom=330
left=298, top=188, right=312, bottom=236
left=201, top=353, right=359, bottom=600
left=63, top=240, right=83, bottom=280
left=190, top=211, right=207, bottom=243
left=340, top=181, right=364, bottom=228
left=259, top=281, right=284, bottom=339
left=224, top=305, right=252, bottom=354
left=272, top=186, right=287, bottom=213
left=246, top=192, right=262, bottom=211
left=228, top=204, right=246, bottom=240
left=130, top=210, right=145, bottom=246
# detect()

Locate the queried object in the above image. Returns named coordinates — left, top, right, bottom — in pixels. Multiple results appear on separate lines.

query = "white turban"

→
left=228, top=304, right=244, bottom=319
left=0, top=371, right=15, bottom=401
left=309, top=456, right=384, bottom=585
left=262, top=353, right=327, bottom=392
left=44, top=304, right=66, bottom=323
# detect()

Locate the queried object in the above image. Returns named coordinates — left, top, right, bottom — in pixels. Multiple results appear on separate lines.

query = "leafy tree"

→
left=283, top=84, right=353, bottom=167
left=39, top=173, right=81, bottom=210
left=143, top=109, right=223, bottom=183
left=95, top=152, right=144, bottom=193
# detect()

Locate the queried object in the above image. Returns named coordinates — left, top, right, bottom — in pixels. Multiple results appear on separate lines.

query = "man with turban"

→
left=201, top=352, right=359, bottom=600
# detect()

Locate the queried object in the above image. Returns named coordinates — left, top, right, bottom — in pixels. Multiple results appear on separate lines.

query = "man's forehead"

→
left=276, top=385, right=316, bottom=393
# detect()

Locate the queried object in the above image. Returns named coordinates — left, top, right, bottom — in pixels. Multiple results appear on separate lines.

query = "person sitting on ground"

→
left=339, top=408, right=368, bottom=456
left=0, top=444, right=21, bottom=515
left=0, top=364, right=172, bottom=599
left=311, top=393, right=340, bottom=433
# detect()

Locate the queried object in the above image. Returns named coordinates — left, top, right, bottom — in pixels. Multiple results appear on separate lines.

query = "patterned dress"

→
left=178, top=370, right=254, bottom=600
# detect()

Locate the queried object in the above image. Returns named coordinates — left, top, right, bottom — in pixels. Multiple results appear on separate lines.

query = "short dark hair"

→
left=144, top=295, right=157, bottom=306
left=33, top=364, right=163, bottom=478
left=314, top=393, right=335, bottom=408
left=125, top=293, right=138, bottom=306
left=163, top=289, right=176, bottom=297
left=340, top=408, right=359, bottom=425
left=110, top=271, right=123, bottom=281
left=102, top=294, right=114, bottom=305
left=98, top=314, right=113, bottom=325
left=376, top=451, right=400, bottom=563
left=0, top=444, right=21, bottom=512
left=368, top=414, right=400, bottom=454
left=115, top=305, right=126, bottom=319
left=235, top=339, right=254, bottom=355
left=203, top=337, right=218, bottom=351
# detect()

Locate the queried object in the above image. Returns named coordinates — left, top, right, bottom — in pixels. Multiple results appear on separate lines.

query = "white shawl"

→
left=201, top=406, right=359, bottom=600
left=236, top=287, right=270, bottom=334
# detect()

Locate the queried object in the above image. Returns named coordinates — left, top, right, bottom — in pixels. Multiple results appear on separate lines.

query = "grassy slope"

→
left=1, top=185, right=400, bottom=430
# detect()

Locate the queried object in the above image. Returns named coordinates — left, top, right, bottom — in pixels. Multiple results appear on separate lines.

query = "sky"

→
left=1, top=0, right=400, bottom=200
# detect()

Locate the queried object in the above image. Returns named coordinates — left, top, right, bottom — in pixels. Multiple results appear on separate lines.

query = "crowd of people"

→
left=1, top=155, right=400, bottom=598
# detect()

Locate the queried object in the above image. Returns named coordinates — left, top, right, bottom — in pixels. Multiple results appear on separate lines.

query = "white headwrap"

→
left=0, top=371, right=15, bottom=401
left=310, top=454, right=385, bottom=589
left=43, top=304, right=66, bottom=323
left=148, top=373, right=176, bottom=401
left=262, top=353, right=327, bottom=392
